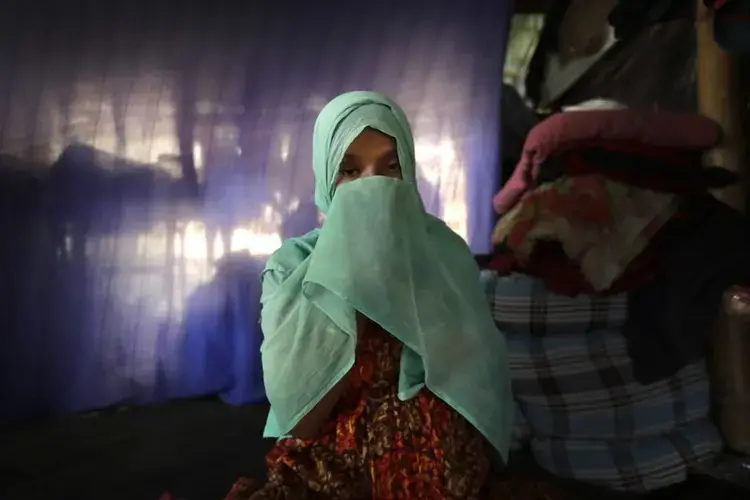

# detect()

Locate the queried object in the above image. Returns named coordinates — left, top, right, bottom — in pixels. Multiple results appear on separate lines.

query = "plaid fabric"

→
left=510, top=406, right=532, bottom=451
left=479, top=270, right=628, bottom=336
left=509, top=332, right=712, bottom=440
left=481, top=271, right=723, bottom=492
left=531, top=420, right=722, bottom=492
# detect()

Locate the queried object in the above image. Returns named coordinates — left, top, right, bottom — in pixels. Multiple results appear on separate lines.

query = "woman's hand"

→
left=290, top=374, right=351, bottom=440
left=289, top=312, right=362, bottom=440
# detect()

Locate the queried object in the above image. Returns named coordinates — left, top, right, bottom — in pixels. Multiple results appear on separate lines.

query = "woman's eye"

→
left=388, top=162, right=401, bottom=171
left=339, top=168, right=358, bottom=177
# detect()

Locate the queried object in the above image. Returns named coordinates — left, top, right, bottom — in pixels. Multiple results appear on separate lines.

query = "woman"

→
left=226, top=92, right=519, bottom=499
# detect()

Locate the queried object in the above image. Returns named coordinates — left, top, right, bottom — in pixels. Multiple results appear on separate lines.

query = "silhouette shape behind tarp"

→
left=177, top=252, right=267, bottom=405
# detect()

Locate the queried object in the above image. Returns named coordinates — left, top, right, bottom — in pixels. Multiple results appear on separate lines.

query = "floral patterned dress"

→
left=226, top=319, right=490, bottom=499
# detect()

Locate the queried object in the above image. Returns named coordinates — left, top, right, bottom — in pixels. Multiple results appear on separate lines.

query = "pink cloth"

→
left=493, top=110, right=722, bottom=214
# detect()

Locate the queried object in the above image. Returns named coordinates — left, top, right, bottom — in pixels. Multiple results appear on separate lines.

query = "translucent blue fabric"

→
left=0, top=1, right=511, bottom=423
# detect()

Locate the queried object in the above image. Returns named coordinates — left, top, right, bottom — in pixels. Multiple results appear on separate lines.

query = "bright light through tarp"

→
left=415, top=137, right=467, bottom=240
left=0, top=0, right=511, bottom=421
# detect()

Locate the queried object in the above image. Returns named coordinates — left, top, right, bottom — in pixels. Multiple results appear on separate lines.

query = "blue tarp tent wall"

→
left=0, top=1, right=512, bottom=423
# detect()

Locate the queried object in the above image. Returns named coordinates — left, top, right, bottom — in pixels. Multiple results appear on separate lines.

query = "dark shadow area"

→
left=0, top=399, right=273, bottom=500
left=0, top=398, right=747, bottom=500
left=549, top=20, right=697, bottom=111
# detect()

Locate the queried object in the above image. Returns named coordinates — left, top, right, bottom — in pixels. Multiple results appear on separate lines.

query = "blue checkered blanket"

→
left=481, top=271, right=723, bottom=492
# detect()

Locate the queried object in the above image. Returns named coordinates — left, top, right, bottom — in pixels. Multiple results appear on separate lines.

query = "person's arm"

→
left=289, top=375, right=350, bottom=439
left=261, top=250, right=361, bottom=440
left=289, top=313, right=368, bottom=439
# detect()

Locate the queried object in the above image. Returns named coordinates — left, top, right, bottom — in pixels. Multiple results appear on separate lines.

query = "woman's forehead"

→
left=343, top=128, right=396, bottom=159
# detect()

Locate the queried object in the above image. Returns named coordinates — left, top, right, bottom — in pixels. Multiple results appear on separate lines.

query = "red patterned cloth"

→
left=491, top=175, right=677, bottom=292
left=488, top=241, right=658, bottom=297
left=227, top=322, right=488, bottom=499
left=487, top=206, right=697, bottom=298
left=225, top=321, right=568, bottom=499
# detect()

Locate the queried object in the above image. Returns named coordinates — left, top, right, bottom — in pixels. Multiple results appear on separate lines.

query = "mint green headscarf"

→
left=260, top=91, right=512, bottom=459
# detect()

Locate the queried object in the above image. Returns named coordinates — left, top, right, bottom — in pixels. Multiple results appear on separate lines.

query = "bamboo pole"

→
left=695, top=1, right=746, bottom=212
left=697, top=1, right=750, bottom=460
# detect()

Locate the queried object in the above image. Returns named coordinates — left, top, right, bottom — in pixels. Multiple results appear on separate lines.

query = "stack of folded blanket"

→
left=481, top=270, right=723, bottom=492
left=482, top=103, right=749, bottom=492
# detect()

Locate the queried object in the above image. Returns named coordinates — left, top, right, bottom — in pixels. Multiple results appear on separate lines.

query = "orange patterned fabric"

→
left=226, top=322, right=489, bottom=499
left=492, top=175, right=677, bottom=292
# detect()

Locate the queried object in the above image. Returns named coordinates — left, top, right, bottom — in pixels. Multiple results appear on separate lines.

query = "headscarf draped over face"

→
left=259, top=91, right=513, bottom=460
left=312, top=91, right=417, bottom=213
